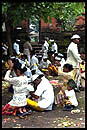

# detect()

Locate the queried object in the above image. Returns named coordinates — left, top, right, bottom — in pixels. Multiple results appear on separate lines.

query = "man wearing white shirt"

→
left=50, top=40, right=58, bottom=53
left=13, top=39, right=20, bottom=55
left=27, top=74, right=54, bottom=111
left=41, top=37, right=49, bottom=57
left=66, top=34, right=82, bottom=68
left=65, top=34, right=83, bottom=91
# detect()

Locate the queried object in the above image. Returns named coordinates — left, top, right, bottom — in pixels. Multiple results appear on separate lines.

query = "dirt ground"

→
left=2, top=81, right=85, bottom=128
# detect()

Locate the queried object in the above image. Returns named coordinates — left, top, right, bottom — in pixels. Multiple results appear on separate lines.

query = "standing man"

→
left=23, top=36, right=33, bottom=66
left=13, top=39, right=20, bottom=56
left=41, top=37, right=49, bottom=57
left=65, top=34, right=83, bottom=91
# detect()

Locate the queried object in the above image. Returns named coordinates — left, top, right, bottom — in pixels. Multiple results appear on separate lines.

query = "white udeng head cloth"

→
left=71, top=34, right=80, bottom=39
left=31, top=74, right=39, bottom=82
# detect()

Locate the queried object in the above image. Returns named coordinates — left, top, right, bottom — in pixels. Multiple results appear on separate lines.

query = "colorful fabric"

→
left=49, top=80, right=58, bottom=86
left=80, top=63, right=85, bottom=72
left=55, top=91, right=72, bottom=106
left=27, top=98, right=44, bottom=111
left=2, top=104, right=17, bottom=115
left=48, top=65, right=58, bottom=75
left=55, top=91, right=65, bottom=105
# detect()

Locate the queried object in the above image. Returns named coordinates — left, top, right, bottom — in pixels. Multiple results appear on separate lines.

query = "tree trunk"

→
left=5, top=22, right=13, bottom=56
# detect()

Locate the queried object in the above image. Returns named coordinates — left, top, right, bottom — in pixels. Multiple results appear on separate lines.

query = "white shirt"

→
left=40, top=59, right=51, bottom=68
left=66, top=42, right=82, bottom=68
left=52, top=42, right=58, bottom=53
left=13, top=42, right=20, bottom=55
left=42, top=40, right=49, bottom=56
left=4, top=70, right=29, bottom=107
left=65, top=89, right=78, bottom=107
left=60, top=58, right=66, bottom=68
left=34, top=76, right=54, bottom=110
left=30, top=55, right=38, bottom=70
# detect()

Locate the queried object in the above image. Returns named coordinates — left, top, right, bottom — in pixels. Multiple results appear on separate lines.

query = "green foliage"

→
left=2, top=2, right=85, bottom=30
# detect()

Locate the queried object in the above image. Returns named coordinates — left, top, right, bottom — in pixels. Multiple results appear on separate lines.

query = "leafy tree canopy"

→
left=2, top=2, right=85, bottom=30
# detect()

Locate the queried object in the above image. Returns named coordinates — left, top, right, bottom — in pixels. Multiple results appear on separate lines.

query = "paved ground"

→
left=2, top=83, right=85, bottom=128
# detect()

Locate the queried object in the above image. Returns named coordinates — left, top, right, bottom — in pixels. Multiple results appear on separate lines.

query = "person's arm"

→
left=58, top=84, right=68, bottom=99
left=28, top=42, right=32, bottom=51
left=4, top=70, right=18, bottom=85
left=70, top=44, right=82, bottom=63
left=29, top=91, right=39, bottom=99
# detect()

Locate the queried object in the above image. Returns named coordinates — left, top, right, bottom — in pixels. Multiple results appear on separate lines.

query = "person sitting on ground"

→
left=2, top=62, right=31, bottom=117
left=19, top=53, right=30, bottom=67
left=30, top=50, right=43, bottom=75
left=58, top=63, right=75, bottom=79
left=6, top=57, right=20, bottom=93
left=55, top=79, right=78, bottom=111
left=39, top=56, right=51, bottom=69
left=48, top=56, right=61, bottom=76
left=38, top=56, right=51, bottom=76
left=37, top=55, right=43, bottom=68
left=58, top=53, right=66, bottom=68
left=17, top=54, right=32, bottom=83
left=47, top=50, right=54, bottom=63
left=27, top=74, right=54, bottom=111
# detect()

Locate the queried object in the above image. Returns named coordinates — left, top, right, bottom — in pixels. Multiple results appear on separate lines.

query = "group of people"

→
left=2, top=34, right=85, bottom=118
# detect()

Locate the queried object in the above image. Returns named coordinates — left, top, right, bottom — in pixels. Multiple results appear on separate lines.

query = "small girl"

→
left=55, top=79, right=78, bottom=111
left=2, top=62, right=30, bottom=117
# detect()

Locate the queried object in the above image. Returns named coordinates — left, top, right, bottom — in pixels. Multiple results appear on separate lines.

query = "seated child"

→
left=55, top=79, right=78, bottom=111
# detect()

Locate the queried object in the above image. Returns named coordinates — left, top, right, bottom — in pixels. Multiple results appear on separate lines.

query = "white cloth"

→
left=42, top=40, right=49, bottom=56
left=4, top=70, right=29, bottom=107
left=13, top=42, right=20, bottom=55
left=34, top=76, right=54, bottom=110
left=52, top=42, right=58, bottom=53
left=40, top=59, right=51, bottom=68
left=60, top=58, right=66, bottom=68
left=65, top=89, right=78, bottom=107
left=66, top=42, right=82, bottom=68
left=30, top=55, right=38, bottom=70
left=18, top=59, right=32, bottom=80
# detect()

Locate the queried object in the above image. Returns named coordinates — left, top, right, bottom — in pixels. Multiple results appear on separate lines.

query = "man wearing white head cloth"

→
left=50, top=39, right=58, bottom=53
left=65, top=34, right=83, bottom=91
left=66, top=34, right=82, bottom=68
left=27, top=74, right=54, bottom=111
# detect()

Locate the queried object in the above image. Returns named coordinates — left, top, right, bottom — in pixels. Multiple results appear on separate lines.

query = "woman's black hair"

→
left=63, top=64, right=73, bottom=71
left=13, top=62, right=27, bottom=74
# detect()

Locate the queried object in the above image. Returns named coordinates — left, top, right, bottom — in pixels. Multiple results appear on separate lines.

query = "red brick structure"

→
left=73, top=14, right=85, bottom=31
left=40, top=16, right=62, bottom=32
